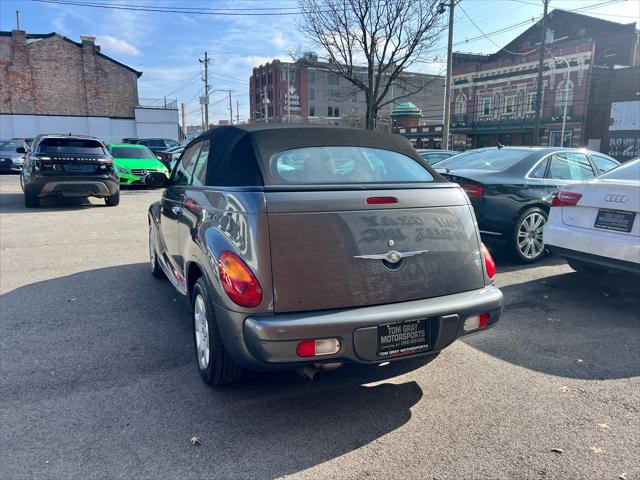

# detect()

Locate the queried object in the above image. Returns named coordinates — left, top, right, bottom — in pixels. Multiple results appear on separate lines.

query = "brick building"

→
left=249, top=55, right=444, bottom=130
left=449, top=10, right=638, bottom=151
left=0, top=30, right=140, bottom=118
left=0, top=30, right=179, bottom=142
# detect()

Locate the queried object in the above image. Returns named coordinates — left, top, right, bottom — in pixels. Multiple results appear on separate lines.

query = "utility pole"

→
left=263, top=85, right=269, bottom=123
left=286, top=65, right=291, bottom=123
left=533, top=0, right=550, bottom=146
left=236, top=99, right=239, bottom=124
left=181, top=102, right=187, bottom=137
left=442, top=1, right=455, bottom=150
left=199, top=52, right=211, bottom=130
left=228, top=90, right=233, bottom=124
left=16, top=10, right=20, bottom=29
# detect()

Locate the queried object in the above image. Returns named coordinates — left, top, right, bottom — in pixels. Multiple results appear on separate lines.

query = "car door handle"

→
left=171, top=206, right=182, bottom=215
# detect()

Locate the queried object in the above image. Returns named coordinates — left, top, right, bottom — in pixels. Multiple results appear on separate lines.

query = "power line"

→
left=31, top=0, right=319, bottom=15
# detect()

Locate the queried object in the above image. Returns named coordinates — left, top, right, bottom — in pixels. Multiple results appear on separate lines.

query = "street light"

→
left=550, top=54, right=571, bottom=147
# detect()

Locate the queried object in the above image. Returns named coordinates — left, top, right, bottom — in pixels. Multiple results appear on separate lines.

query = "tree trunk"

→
left=365, top=97, right=376, bottom=130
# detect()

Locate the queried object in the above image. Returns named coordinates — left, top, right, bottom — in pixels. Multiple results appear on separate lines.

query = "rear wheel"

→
left=568, top=260, right=609, bottom=275
left=192, top=277, right=242, bottom=386
left=24, top=190, right=39, bottom=208
left=512, top=207, right=547, bottom=263
left=105, top=190, right=120, bottom=207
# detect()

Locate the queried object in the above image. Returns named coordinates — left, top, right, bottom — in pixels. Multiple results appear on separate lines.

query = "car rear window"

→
left=110, top=147, right=156, bottom=159
left=38, top=138, right=105, bottom=155
left=437, top=149, right=531, bottom=171
left=269, top=146, right=433, bottom=184
left=598, top=159, right=639, bottom=182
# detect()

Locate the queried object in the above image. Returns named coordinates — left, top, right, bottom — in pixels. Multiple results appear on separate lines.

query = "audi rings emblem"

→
left=604, top=194, right=628, bottom=203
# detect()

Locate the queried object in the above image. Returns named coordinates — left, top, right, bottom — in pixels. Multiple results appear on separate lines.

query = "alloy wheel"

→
left=194, top=294, right=210, bottom=370
left=517, top=212, right=546, bottom=259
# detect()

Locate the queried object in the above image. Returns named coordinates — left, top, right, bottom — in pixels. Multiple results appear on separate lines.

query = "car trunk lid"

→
left=35, top=153, right=110, bottom=175
left=266, top=186, right=486, bottom=313
left=561, top=181, right=640, bottom=237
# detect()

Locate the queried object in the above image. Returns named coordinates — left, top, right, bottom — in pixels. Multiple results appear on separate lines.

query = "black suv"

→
left=19, top=134, right=120, bottom=208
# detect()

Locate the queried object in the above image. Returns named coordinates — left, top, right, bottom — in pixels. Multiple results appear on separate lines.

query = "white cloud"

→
left=272, top=31, right=289, bottom=49
left=96, top=35, right=141, bottom=56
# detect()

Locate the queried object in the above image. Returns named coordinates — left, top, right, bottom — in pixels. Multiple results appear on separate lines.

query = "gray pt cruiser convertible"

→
left=146, top=125, right=503, bottom=385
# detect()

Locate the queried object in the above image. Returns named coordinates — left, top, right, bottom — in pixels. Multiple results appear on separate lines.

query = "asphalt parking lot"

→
left=1, top=173, right=638, bottom=480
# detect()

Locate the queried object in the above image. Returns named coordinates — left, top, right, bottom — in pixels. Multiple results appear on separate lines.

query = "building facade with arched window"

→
left=446, top=9, right=638, bottom=152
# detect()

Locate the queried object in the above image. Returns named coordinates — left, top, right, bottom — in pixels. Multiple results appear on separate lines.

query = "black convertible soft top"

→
left=193, top=124, right=440, bottom=187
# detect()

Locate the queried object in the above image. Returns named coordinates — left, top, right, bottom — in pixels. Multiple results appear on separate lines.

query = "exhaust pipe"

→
left=296, top=362, right=343, bottom=381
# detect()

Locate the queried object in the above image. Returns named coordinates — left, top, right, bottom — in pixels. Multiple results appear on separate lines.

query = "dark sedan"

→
left=435, top=147, right=619, bottom=263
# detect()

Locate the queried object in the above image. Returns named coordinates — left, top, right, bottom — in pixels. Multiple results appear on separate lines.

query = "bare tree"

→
left=297, top=0, right=446, bottom=130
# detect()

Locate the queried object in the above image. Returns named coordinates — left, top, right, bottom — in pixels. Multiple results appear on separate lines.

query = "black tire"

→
left=192, top=277, right=242, bottom=386
left=24, top=190, right=39, bottom=208
left=512, top=207, right=548, bottom=263
left=568, top=260, right=609, bottom=275
left=105, top=190, right=120, bottom=207
left=148, top=224, right=165, bottom=279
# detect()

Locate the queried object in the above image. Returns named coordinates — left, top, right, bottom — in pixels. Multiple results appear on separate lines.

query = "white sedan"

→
left=544, top=158, right=640, bottom=274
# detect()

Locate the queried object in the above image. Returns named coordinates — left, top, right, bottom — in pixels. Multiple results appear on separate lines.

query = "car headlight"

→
left=117, top=166, right=130, bottom=174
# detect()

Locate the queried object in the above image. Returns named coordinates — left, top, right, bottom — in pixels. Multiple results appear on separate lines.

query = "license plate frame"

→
left=376, top=318, right=430, bottom=358
left=594, top=208, right=635, bottom=233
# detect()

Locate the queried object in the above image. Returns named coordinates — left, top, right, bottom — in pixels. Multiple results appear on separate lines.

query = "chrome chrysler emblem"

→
left=604, top=194, right=628, bottom=203
left=354, top=249, right=429, bottom=263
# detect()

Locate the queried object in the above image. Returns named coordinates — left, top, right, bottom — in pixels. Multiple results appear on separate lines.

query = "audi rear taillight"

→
left=551, top=191, right=582, bottom=207
left=218, top=251, right=263, bottom=307
left=482, top=243, right=496, bottom=280
left=460, top=182, right=484, bottom=199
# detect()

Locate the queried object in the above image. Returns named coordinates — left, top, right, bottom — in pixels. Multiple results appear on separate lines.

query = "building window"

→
left=308, top=71, right=315, bottom=83
left=503, top=95, right=516, bottom=115
left=526, top=92, right=537, bottom=113
left=309, top=88, right=315, bottom=101
left=328, top=72, right=339, bottom=85
left=554, top=80, right=573, bottom=115
left=549, top=130, right=573, bottom=147
left=309, top=105, right=315, bottom=117
left=328, top=106, right=340, bottom=117
left=289, top=69, right=298, bottom=83
left=268, top=73, right=273, bottom=85
left=352, top=91, right=357, bottom=102
left=455, top=94, right=466, bottom=115
left=480, top=97, right=492, bottom=116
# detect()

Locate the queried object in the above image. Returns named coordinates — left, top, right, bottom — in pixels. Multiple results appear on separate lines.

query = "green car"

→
left=108, top=144, right=170, bottom=186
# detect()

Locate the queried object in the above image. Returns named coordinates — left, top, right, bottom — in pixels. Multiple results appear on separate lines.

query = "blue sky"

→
left=1, top=0, right=638, bottom=125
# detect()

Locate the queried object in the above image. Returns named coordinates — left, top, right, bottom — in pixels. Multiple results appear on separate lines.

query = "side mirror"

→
left=145, top=172, right=170, bottom=188
left=16, top=147, right=26, bottom=154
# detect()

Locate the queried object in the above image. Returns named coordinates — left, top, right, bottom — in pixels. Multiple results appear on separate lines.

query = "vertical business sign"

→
left=284, top=84, right=301, bottom=113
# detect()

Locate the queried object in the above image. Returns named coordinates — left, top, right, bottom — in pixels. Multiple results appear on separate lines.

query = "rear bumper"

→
left=28, top=175, right=119, bottom=198
left=216, top=285, right=503, bottom=370
left=544, top=220, right=640, bottom=266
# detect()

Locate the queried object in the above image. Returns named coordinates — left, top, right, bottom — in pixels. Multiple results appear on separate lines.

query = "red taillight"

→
left=460, top=183, right=484, bottom=199
left=482, top=243, right=496, bottom=280
left=296, top=339, right=341, bottom=358
left=366, top=196, right=398, bottom=205
left=296, top=341, right=316, bottom=357
left=218, top=251, right=263, bottom=307
left=551, top=191, right=582, bottom=207
left=479, top=313, right=490, bottom=328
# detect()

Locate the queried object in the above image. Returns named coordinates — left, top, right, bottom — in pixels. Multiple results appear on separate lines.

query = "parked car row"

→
left=5, top=125, right=637, bottom=387
left=3, top=134, right=185, bottom=207
left=433, top=146, right=621, bottom=263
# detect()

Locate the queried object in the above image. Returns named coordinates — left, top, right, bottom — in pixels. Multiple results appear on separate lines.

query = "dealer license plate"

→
left=377, top=319, right=430, bottom=358
left=594, top=208, right=635, bottom=233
